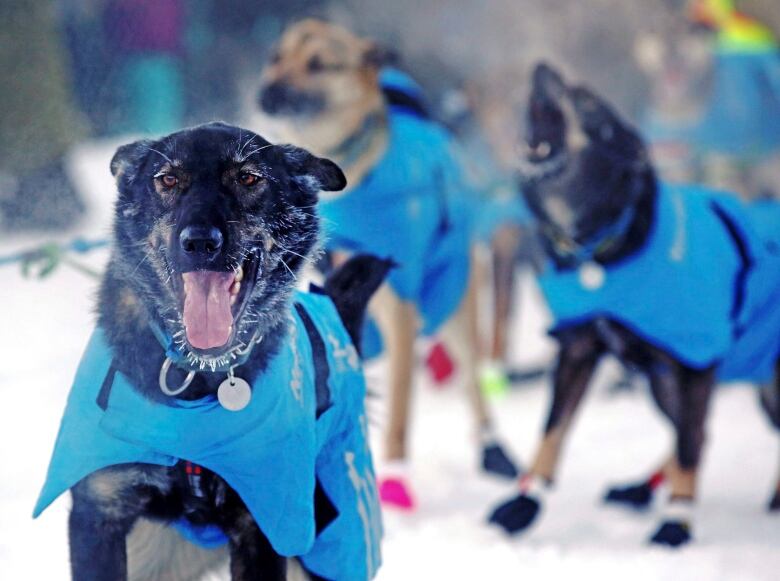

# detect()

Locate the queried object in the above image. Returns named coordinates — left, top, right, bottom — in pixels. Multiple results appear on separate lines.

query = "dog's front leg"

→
left=370, top=282, right=418, bottom=463
left=69, top=471, right=147, bottom=581
left=649, top=367, right=715, bottom=548
left=489, top=326, right=603, bottom=534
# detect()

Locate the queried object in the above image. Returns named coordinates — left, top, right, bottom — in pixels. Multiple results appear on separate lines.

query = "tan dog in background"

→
left=255, top=19, right=519, bottom=509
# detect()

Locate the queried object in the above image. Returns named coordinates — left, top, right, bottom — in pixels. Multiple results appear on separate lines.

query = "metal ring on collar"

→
left=159, top=357, right=196, bottom=396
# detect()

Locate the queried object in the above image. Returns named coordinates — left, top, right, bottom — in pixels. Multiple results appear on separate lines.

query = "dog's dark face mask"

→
left=256, top=20, right=388, bottom=122
left=109, top=122, right=346, bottom=360
left=519, top=63, right=650, bottom=255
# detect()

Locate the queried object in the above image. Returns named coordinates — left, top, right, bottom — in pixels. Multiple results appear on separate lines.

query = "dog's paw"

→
left=648, top=520, right=692, bottom=548
left=769, top=490, right=780, bottom=512
left=488, top=494, right=541, bottom=534
left=482, top=443, right=519, bottom=479
left=604, top=480, right=655, bottom=510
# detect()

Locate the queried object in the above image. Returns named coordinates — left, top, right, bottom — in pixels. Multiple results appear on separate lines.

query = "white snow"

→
left=1, top=141, right=778, bottom=580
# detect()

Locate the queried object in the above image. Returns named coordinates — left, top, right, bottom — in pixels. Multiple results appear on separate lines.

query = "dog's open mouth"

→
left=177, top=254, right=260, bottom=352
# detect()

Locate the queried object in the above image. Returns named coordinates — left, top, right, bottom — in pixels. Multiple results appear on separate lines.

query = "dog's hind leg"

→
left=648, top=366, right=715, bottom=548
left=604, top=356, right=683, bottom=511
left=489, top=326, right=603, bottom=534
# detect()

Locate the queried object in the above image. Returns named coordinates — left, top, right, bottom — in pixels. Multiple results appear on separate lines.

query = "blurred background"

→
left=2, top=0, right=780, bottom=233
left=2, top=1, right=780, bottom=579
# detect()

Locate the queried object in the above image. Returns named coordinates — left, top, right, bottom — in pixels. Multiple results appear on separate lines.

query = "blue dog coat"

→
left=539, top=183, right=780, bottom=382
left=319, top=109, right=471, bottom=337
left=34, top=291, right=382, bottom=581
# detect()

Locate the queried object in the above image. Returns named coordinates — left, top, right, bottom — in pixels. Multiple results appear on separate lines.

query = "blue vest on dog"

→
left=539, top=183, right=780, bottom=382
left=33, top=292, right=382, bottom=581
left=318, top=110, right=471, bottom=337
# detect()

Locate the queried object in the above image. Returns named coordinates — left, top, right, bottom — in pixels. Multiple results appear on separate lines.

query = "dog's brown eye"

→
left=161, top=174, right=178, bottom=188
left=239, top=173, right=261, bottom=187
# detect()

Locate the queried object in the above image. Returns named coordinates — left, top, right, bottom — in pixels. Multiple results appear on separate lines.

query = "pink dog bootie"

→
left=425, top=340, right=455, bottom=387
left=378, top=461, right=416, bottom=511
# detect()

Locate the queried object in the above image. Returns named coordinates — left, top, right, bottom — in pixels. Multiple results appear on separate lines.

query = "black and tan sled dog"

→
left=489, top=64, right=780, bottom=547
left=34, top=122, right=391, bottom=580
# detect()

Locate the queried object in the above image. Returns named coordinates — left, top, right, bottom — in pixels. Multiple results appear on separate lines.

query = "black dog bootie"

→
left=488, top=493, right=541, bottom=534
left=481, top=443, right=519, bottom=479
left=649, top=520, right=692, bottom=548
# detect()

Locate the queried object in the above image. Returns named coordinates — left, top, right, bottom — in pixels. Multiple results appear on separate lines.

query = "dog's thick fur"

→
left=67, top=122, right=388, bottom=580
left=255, top=20, right=511, bottom=474
left=489, top=63, right=780, bottom=546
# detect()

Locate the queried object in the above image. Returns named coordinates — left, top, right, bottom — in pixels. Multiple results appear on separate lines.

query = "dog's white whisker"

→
left=147, top=147, right=174, bottom=165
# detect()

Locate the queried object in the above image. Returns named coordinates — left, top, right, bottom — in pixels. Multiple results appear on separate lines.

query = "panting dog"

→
left=34, top=122, right=391, bottom=580
left=255, top=19, right=518, bottom=510
left=489, top=63, right=780, bottom=547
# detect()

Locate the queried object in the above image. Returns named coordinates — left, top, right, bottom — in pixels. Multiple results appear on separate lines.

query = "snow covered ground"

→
left=1, top=141, right=778, bottom=580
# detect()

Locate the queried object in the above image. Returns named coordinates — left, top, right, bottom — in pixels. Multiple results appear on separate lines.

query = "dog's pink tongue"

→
left=182, top=271, right=235, bottom=350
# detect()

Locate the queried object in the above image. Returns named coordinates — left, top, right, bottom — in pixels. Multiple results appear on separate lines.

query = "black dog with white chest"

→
left=34, top=122, right=389, bottom=580
left=489, top=63, right=780, bottom=547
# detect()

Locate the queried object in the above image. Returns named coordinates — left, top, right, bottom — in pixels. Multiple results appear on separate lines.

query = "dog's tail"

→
left=322, top=254, right=394, bottom=357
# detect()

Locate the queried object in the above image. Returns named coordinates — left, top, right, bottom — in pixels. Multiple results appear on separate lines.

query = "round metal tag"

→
left=578, top=261, right=606, bottom=290
left=217, top=376, right=252, bottom=411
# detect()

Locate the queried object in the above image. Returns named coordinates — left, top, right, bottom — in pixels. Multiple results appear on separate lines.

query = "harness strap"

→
left=383, top=87, right=430, bottom=119
left=294, top=302, right=333, bottom=419
left=710, top=201, right=754, bottom=336
left=96, top=362, right=118, bottom=411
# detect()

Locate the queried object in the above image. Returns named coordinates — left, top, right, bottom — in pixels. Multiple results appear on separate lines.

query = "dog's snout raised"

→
left=179, top=225, right=224, bottom=258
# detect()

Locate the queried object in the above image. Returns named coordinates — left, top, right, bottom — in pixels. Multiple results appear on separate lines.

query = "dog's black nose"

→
left=258, top=82, right=325, bottom=116
left=179, top=225, right=223, bottom=258
left=258, top=83, right=286, bottom=115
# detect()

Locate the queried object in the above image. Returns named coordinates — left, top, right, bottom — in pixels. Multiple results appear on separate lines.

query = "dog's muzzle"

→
left=258, top=82, right=327, bottom=117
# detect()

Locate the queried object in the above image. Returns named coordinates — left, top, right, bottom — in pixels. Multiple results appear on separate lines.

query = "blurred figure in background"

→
left=439, top=77, right=536, bottom=396
left=638, top=0, right=780, bottom=198
left=0, top=1, right=87, bottom=232
left=102, top=0, right=185, bottom=136
left=691, top=0, right=780, bottom=198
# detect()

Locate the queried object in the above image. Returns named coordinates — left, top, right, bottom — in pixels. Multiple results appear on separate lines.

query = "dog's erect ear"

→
left=110, top=139, right=153, bottom=185
left=363, top=43, right=397, bottom=68
left=532, top=62, right=566, bottom=100
left=568, top=85, right=649, bottom=168
left=281, top=145, right=347, bottom=192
